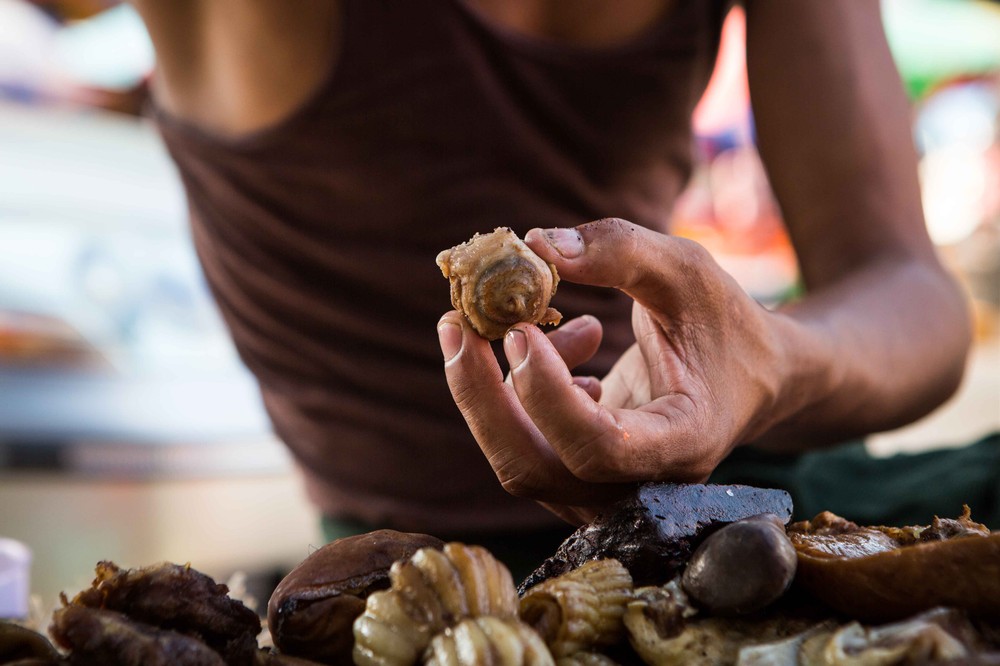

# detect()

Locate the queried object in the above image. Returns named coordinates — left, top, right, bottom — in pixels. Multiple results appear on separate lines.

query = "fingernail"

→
left=438, top=321, right=463, bottom=362
left=559, top=314, right=595, bottom=333
left=504, top=328, right=528, bottom=369
left=543, top=228, right=584, bottom=258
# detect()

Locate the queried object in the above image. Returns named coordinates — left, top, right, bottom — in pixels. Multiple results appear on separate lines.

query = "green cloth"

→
left=709, top=433, right=1000, bottom=528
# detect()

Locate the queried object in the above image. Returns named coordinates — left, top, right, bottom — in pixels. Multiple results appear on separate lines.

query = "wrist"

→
left=741, top=308, right=841, bottom=448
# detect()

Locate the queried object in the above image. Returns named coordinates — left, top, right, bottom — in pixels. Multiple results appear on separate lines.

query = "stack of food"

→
left=3, top=481, right=997, bottom=665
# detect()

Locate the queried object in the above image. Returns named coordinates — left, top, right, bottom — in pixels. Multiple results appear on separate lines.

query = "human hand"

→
left=438, top=218, right=799, bottom=524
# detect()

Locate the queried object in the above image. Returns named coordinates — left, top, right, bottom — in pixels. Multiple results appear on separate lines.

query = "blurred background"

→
left=0, top=0, right=998, bottom=607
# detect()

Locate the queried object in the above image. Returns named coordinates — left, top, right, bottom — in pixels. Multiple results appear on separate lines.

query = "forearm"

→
left=753, top=255, right=971, bottom=451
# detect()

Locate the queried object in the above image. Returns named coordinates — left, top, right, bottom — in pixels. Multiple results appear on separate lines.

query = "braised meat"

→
left=789, top=506, right=1000, bottom=622
left=69, top=561, right=260, bottom=665
left=50, top=605, right=225, bottom=666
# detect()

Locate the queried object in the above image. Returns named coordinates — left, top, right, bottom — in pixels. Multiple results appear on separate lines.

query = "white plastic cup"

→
left=0, top=538, right=32, bottom=619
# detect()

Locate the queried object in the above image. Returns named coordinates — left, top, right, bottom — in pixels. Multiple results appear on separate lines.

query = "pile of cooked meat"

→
left=2, top=482, right=998, bottom=665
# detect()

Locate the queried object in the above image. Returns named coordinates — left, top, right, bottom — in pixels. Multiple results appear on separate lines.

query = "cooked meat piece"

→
left=789, top=507, right=1000, bottom=622
left=623, top=580, right=820, bottom=666
left=0, top=622, right=62, bottom=665
left=70, top=561, right=260, bottom=665
left=268, top=530, right=443, bottom=665
left=50, top=605, right=225, bottom=666
left=436, top=227, right=561, bottom=340
left=795, top=607, right=1000, bottom=665
left=252, top=649, right=329, bottom=666
left=519, top=483, right=793, bottom=593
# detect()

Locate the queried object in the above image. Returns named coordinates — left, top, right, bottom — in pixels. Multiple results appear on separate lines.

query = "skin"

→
left=438, top=3, right=972, bottom=524
left=123, top=0, right=970, bottom=525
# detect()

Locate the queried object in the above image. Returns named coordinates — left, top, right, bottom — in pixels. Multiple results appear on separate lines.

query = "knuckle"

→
left=495, top=465, right=539, bottom=498
left=563, top=432, right=621, bottom=482
left=449, top=377, right=483, bottom=413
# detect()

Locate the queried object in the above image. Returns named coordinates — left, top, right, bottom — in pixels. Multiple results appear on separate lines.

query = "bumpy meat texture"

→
left=623, top=579, right=821, bottom=666
left=519, top=483, right=793, bottom=593
left=436, top=227, right=562, bottom=340
left=70, top=561, right=261, bottom=665
left=0, top=621, right=62, bottom=665
left=788, top=506, right=1000, bottom=622
left=352, top=543, right=521, bottom=666
left=267, top=530, right=444, bottom=664
left=50, top=605, right=225, bottom=666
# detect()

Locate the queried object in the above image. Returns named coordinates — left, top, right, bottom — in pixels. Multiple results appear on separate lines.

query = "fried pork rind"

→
left=520, top=559, right=633, bottom=658
left=436, top=227, right=561, bottom=340
left=49, top=605, right=225, bottom=666
left=69, top=561, right=261, bottom=665
left=352, top=543, right=520, bottom=666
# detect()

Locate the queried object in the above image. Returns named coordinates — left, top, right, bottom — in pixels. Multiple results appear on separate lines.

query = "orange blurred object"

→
left=0, top=311, right=102, bottom=368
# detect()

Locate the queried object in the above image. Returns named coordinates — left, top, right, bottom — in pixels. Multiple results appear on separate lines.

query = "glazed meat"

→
left=70, top=561, right=261, bottom=665
left=519, top=483, right=793, bottom=592
left=788, top=507, right=1000, bottom=622
left=50, top=605, right=225, bottom=666
left=436, top=227, right=561, bottom=340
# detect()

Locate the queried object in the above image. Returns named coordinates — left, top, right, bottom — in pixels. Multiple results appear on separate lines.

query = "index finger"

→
left=524, top=218, right=730, bottom=314
left=437, top=312, right=622, bottom=506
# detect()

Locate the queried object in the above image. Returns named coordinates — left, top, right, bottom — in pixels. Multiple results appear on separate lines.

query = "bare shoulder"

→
left=129, top=0, right=342, bottom=136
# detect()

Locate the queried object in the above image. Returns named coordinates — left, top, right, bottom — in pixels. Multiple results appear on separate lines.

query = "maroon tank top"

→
left=155, top=0, right=726, bottom=533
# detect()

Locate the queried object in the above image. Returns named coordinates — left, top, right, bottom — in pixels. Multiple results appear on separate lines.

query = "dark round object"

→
left=681, top=514, right=797, bottom=615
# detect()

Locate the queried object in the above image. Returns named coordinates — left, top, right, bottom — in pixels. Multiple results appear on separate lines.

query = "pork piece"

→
left=50, top=605, right=224, bottom=666
left=519, top=483, right=793, bottom=593
left=69, top=561, right=260, bottom=665
left=0, top=622, right=62, bottom=665
left=788, top=507, right=1000, bottom=622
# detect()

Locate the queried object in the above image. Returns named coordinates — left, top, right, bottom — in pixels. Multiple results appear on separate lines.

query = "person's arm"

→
left=437, top=1, right=971, bottom=523
left=744, top=0, right=971, bottom=449
left=128, top=0, right=341, bottom=136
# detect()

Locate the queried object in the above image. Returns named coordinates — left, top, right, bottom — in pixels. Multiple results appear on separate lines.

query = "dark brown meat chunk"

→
left=70, top=561, right=260, bottom=665
left=268, top=529, right=444, bottom=664
left=252, top=649, right=329, bottom=666
left=50, top=605, right=225, bottom=666
left=0, top=622, right=62, bottom=665
left=518, top=483, right=793, bottom=593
